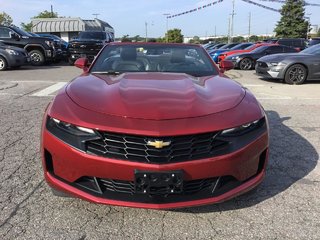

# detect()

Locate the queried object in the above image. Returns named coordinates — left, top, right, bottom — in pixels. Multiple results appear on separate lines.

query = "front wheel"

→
left=239, top=58, right=253, bottom=70
left=284, top=64, right=307, bottom=85
left=29, top=50, right=45, bottom=66
left=0, top=56, right=8, bottom=71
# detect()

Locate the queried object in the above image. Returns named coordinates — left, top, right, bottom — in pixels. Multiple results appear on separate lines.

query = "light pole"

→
left=163, top=13, right=170, bottom=42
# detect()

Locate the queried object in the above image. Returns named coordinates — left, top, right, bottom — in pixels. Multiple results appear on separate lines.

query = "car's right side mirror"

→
left=74, top=57, right=90, bottom=72
left=219, top=60, right=234, bottom=72
left=10, top=32, right=20, bottom=41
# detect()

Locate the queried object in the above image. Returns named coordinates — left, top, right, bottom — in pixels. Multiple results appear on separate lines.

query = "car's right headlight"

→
left=5, top=49, right=19, bottom=55
left=46, top=117, right=100, bottom=151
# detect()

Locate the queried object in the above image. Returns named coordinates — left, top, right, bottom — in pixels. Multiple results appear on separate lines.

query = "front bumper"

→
left=42, top=126, right=268, bottom=209
left=7, top=54, right=30, bottom=67
left=255, top=62, right=285, bottom=79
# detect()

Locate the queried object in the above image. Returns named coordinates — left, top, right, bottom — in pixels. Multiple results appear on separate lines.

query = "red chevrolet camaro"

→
left=41, top=43, right=269, bottom=209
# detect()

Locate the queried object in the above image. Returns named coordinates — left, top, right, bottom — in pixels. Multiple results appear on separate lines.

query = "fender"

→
left=24, top=44, right=47, bottom=52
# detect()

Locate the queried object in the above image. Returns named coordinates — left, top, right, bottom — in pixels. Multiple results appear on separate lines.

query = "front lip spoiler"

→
left=45, top=170, right=266, bottom=210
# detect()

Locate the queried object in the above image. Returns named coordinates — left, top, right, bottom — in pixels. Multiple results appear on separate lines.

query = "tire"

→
left=239, top=58, right=253, bottom=70
left=0, top=56, right=8, bottom=71
left=284, top=64, right=307, bottom=85
left=68, top=57, right=75, bottom=66
left=29, top=50, right=45, bottom=66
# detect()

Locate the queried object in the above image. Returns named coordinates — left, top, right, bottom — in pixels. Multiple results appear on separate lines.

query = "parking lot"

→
left=0, top=65, right=319, bottom=239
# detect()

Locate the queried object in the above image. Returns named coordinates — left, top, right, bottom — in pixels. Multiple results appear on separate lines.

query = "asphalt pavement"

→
left=0, top=65, right=319, bottom=240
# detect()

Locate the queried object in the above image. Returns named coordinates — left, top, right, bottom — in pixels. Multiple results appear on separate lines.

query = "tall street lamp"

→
left=163, top=13, right=170, bottom=42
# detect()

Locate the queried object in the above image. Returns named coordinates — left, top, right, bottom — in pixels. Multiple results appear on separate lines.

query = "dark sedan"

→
left=256, top=44, right=320, bottom=84
left=225, top=45, right=297, bottom=70
left=0, top=42, right=30, bottom=71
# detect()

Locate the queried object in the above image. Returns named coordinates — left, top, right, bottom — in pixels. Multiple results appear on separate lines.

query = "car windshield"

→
left=78, top=32, right=106, bottom=40
left=301, top=44, right=320, bottom=54
left=90, top=44, right=218, bottom=77
left=231, top=43, right=253, bottom=50
left=250, top=46, right=269, bottom=53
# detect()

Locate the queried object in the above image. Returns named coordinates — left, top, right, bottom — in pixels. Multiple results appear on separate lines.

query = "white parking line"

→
left=31, top=82, right=67, bottom=97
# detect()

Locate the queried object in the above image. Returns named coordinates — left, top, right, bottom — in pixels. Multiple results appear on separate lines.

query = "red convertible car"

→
left=41, top=43, right=269, bottom=209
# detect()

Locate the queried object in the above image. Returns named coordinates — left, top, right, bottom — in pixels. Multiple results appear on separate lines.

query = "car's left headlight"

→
left=5, top=49, right=19, bottom=55
left=220, top=117, right=266, bottom=137
left=46, top=117, right=100, bottom=151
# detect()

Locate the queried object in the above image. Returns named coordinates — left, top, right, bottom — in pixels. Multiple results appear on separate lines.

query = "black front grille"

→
left=257, top=61, right=268, bottom=68
left=74, top=176, right=240, bottom=204
left=86, top=131, right=229, bottom=164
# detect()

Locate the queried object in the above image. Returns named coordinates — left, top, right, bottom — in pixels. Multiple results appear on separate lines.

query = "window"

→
left=0, top=27, right=11, bottom=38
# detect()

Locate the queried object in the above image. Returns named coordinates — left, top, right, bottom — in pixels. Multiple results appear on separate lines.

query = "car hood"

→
left=258, top=53, right=311, bottom=62
left=66, top=72, right=245, bottom=120
left=225, top=49, right=249, bottom=56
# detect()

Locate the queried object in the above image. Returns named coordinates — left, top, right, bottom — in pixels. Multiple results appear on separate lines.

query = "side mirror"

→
left=74, top=58, right=90, bottom=71
left=10, top=32, right=20, bottom=41
left=219, top=60, right=234, bottom=72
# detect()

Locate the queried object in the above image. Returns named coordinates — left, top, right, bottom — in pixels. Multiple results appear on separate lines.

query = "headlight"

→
left=46, top=117, right=100, bottom=151
left=270, top=62, right=279, bottom=66
left=231, top=56, right=240, bottom=60
left=45, top=40, right=54, bottom=48
left=5, top=49, right=19, bottom=55
left=220, top=118, right=266, bottom=137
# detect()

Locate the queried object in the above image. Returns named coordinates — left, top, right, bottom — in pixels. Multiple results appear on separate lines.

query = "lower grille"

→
left=73, top=176, right=242, bottom=204
left=257, top=61, right=268, bottom=68
left=86, top=131, right=229, bottom=164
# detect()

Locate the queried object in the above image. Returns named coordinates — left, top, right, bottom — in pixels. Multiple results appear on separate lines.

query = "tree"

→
left=21, top=10, right=58, bottom=32
left=121, top=35, right=131, bottom=42
left=249, top=35, right=259, bottom=42
left=166, top=29, right=184, bottom=43
left=317, top=28, right=320, bottom=37
left=232, top=36, right=245, bottom=43
left=274, top=0, right=308, bottom=38
left=0, top=12, right=13, bottom=25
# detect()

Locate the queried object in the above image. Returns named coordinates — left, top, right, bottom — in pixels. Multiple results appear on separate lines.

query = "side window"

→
left=268, top=46, right=283, bottom=53
left=0, top=27, right=11, bottom=38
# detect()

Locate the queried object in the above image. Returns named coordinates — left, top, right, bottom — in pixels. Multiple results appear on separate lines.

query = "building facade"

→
left=31, top=17, right=114, bottom=42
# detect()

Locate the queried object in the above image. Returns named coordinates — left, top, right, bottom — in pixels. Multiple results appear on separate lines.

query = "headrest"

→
left=171, top=49, right=186, bottom=63
left=121, top=48, right=137, bottom=61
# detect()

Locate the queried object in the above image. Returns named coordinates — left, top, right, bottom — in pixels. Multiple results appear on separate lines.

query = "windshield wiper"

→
left=91, top=71, right=121, bottom=75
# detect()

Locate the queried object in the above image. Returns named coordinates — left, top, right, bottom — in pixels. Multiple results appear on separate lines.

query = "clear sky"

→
left=1, top=0, right=320, bottom=38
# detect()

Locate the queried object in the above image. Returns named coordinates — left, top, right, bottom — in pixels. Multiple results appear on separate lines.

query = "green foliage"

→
left=274, top=0, right=308, bottom=38
left=21, top=22, right=33, bottom=32
left=232, top=36, right=245, bottom=43
left=317, top=28, right=320, bottom=37
left=166, top=29, right=184, bottom=43
left=189, top=36, right=200, bottom=44
left=0, top=12, right=13, bottom=25
left=121, top=35, right=131, bottom=42
left=248, top=35, right=259, bottom=42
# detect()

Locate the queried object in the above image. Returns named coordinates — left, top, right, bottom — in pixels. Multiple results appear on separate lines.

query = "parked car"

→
left=208, top=42, right=240, bottom=56
left=210, top=43, right=254, bottom=63
left=37, top=33, right=69, bottom=60
left=68, top=31, right=114, bottom=64
left=263, top=38, right=306, bottom=51
left=218, top=43, right=273, bottom=62
left=41, top=42, right=269, bottom=209
left=255, top=44, right=320, bottom=84
left=0, top=41, right=30, bottom=70
left=308, top=38, right=320, bottom=47
left=225, top=45, right=298, bottom=70
left=206, top=43, right=226, bottom=51
left=0, top=25, right=56, bottom=65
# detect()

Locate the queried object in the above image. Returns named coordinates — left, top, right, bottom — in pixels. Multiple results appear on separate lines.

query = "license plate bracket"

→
left=135, top=170, right=183, bottom=196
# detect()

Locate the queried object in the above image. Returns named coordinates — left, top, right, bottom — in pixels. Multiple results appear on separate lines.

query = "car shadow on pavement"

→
left=177, top=110, right=318, bottom=213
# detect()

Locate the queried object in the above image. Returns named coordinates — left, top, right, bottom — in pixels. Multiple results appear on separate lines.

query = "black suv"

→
left=308, top=38, right=320, bottom=47
left=68, top=31, right=114, bottom=64
left=264, top=38, right=307, bottom=51
left=0, top=25, right=56, bottom=65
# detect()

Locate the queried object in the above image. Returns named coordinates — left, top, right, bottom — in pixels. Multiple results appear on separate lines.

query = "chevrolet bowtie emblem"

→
left=147, top=140, right=171, bottom=149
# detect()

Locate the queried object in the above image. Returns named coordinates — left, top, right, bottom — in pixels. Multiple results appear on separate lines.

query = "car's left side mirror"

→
left=219, top=60, right=234, bottom=72
left=74, top=58, right=90, bottom=71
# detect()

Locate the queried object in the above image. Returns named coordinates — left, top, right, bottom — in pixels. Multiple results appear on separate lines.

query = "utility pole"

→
left=228, top=16, right=231, bottom=43
left=248, top=12, right=251, bottom=42
left=145, top=22, right=148, bottom=42
left=163, top=13, right=170, bottom=42
left=50, top=5, right=53, bottom=17
left=92, top=13, right=100, bottom=19
left=230, top=0, right=236, bottom=43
